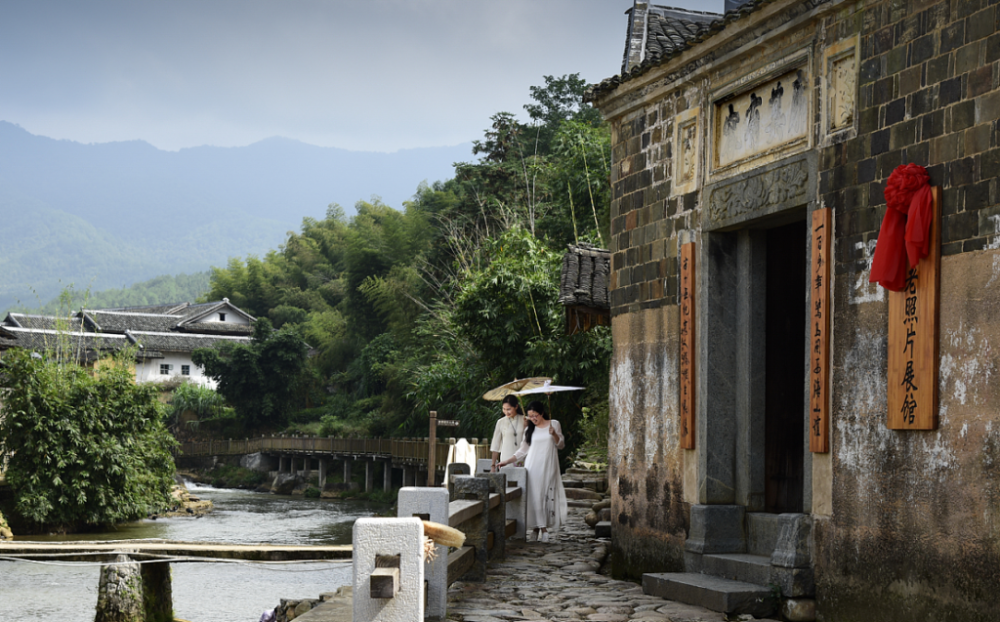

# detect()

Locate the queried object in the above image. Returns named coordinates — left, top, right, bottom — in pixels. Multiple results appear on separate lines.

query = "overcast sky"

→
left=1, top=1, right=724, bottom=153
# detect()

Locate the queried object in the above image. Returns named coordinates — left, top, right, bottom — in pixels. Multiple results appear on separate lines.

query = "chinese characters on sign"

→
left=680, top=243, right=696, bottom=450
left=887, top=187, right=941, bottom=430
left=810, top=208, right=831, bottom=453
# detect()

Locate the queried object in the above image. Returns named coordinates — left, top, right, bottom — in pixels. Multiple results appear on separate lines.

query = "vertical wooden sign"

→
left=810, top=208, right=831, bottom=453
left=887, top=187, right=941, bottom=430
left=679, top=242, right=696, bottom=449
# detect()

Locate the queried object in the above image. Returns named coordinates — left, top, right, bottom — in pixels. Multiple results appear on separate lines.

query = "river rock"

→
left=271, top=473, right=301, bottom=495
left=0, top=510, right=12, bottom=539
left=597, top=507, right=611, bottom=522
left=585, top=511, right=599, bottom=527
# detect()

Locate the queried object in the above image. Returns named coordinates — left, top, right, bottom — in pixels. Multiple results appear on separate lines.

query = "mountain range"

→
left=0, top=121, right=471, bottom=312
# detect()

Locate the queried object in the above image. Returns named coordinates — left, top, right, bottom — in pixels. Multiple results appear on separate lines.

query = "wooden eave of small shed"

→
left=559, top=243, right=611, bottom=335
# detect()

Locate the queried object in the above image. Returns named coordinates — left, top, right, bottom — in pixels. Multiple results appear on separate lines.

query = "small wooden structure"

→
left=559, top=243, right=611, bottom=335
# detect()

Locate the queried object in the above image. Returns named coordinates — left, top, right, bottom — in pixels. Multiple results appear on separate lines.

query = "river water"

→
left=0, top=482, right=383, bottom=622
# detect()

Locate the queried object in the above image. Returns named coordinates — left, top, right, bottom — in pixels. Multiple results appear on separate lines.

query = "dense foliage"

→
left=192, top=318, right=310, bottom=430
left=0, top=349, right=176, bottom=530
left=199, top=74, right=612, bottom=451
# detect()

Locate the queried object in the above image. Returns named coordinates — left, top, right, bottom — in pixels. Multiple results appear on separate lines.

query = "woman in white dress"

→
left=498, top=400, right=567, bottom=542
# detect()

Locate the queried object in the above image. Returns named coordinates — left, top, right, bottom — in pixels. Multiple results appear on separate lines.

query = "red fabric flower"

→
left=869, top=164, right=933, bottom=291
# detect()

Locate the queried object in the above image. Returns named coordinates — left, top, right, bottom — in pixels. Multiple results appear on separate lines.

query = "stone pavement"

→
left=445, top=508, right=778, bottom=622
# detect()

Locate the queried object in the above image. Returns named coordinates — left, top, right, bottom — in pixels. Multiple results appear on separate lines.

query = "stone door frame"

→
left=695, top=151, right=819, bottom=513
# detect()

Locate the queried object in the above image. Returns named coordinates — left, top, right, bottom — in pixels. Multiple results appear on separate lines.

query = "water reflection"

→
left=0, top=482, right=383, bottom=622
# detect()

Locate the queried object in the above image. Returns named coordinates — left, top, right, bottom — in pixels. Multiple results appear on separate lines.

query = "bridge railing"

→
left=354, top=466, right=527, bottom=621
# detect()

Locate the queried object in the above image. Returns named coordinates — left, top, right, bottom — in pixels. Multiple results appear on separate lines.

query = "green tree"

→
left=191, top=318, right=309, bottom=430
left=0, top=349, right=176, bottom=531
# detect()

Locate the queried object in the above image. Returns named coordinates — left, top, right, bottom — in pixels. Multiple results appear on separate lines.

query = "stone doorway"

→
left=763, top=220, right=806, bottom=514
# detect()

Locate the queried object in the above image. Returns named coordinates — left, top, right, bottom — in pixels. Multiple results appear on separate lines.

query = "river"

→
left=0, top=482, right=383, bottom=622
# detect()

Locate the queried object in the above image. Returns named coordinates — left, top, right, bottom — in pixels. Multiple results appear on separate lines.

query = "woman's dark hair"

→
left=523, top=401, right=549, bottom=445
left=501, top=395, right=521, bottom=414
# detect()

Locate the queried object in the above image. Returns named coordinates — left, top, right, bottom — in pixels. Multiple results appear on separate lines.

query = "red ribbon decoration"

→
left=869, top=163, right=933, bottom=291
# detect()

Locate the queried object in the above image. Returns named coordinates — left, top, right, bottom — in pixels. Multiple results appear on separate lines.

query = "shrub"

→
left=0, top=349, right=176, bottom=531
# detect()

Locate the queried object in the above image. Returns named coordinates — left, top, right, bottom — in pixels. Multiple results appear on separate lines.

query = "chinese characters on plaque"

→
left=679, top=243, right=696, bottom=449
left=887, top=187, right=941, bottom=430
left=810, top=208, right=831, bottom=453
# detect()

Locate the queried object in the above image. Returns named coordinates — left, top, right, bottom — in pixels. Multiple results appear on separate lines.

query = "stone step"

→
left=642, top=572, right=776, bottom=618
left=746, top=512, right=780, bottom=556
left=698, top=553, right=773, bottom=586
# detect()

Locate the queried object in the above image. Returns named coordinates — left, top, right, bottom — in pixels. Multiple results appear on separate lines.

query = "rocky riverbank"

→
left=151, top=479, right=214, bottom=518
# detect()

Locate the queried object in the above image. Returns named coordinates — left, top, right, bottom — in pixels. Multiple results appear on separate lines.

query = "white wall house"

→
left=0, top=299, right=255, bottom=388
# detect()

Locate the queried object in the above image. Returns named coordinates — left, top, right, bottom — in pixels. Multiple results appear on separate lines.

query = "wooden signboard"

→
left=809, top=208, right=831, bottom=453
left=679, top=242, right=696, bottom=450
left=887, top=187, right=941, bottom=430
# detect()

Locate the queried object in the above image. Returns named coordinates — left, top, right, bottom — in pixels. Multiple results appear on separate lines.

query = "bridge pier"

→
left=279, top=455, right=288, bottom=473
left=96, top=555, right=172, bottom=622
left=365, top=460, right=374, bottom=493
left=383, top=459, right=392, bottom=490
left=343, top=458, right=352, bottom=486
left=318, top=458, right=328, bottom=488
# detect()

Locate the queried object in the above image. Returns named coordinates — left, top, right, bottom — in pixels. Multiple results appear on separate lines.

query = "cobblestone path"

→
left=446, top=508, right=775, bottom=622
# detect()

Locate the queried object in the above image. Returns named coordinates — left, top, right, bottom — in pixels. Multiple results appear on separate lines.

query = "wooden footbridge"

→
left=177, top=431, right=491, bottom=490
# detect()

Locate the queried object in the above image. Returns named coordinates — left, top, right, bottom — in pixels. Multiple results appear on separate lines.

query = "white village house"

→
left=0, top=299, right=254, bottom=388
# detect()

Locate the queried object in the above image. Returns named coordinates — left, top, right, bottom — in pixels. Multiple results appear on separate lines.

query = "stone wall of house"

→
left=608, top=305, right=689, bottom=578
left=818, top=1, right=1000, bottom=620
left=598, top=0, right=1000, bottom=613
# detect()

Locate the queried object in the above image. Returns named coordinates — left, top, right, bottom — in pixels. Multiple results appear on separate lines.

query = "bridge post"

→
left=343, top=459, right=352, bottom=487
left=96, top=554, right=172, bottom=622
left=141, top=561, right=173, bottom=622
left=398, top=487, right=449, bottom=619
left=451, top=475, right=489, bottom=581
left=480, top=472, right=507, bottom=561
left=382, top=459, right=392, bottom=490
left=365, top=459, right=374, bottom=493
left=402, top=466, right=413, bottom=487
left=353, top=517, right=424, bottom=622
left=279, top=455, right=287, bottom=473
left=500, top=466, right=528, bottom=540
left=318, top=458, right=328, bottom=488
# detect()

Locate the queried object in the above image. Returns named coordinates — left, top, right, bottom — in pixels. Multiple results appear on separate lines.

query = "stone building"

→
left=586, top=0, right=1000, bottom=619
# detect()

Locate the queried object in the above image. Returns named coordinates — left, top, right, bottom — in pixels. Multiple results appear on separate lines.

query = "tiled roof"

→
left=0, top=300, right=255, bottom=359
left=586, top=0, right=830, bottom=102
left=128, top=330, right=249, bottom=354
left=643, top=6, right=721, bottom=64
left=3, top=313, right=88, bottom=332
left=559, top=243, right=611, bottom=310
left=0, top=327, right=140, bottom=360
left=83, top=310, right=185, bottom=333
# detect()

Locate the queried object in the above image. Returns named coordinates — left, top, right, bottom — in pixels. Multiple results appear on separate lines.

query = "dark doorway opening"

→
left=763, top=220, right=806, bottom=513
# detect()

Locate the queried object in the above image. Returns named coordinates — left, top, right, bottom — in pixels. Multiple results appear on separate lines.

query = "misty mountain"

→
left=0, top=121, right=472, bottom=312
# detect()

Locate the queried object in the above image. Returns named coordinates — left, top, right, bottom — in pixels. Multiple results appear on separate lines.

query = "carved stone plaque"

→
left=714, top=68, right=809, bottom=169
left=703, top=153, right=814, bottom=230
left=829, top=54, right=857, bottom=132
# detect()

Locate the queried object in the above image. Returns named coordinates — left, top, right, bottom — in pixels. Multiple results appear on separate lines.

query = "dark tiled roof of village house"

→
left=83, top=310, right=186, bottom=334
left=0, top=301, right=254, bottom=358
left=585, top=0, right=830, bottom=102
left=126, top=331, right=249, bottom=354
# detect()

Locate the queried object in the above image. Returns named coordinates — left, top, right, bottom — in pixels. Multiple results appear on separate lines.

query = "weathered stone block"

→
left=685, top=505, right=745, bottom=555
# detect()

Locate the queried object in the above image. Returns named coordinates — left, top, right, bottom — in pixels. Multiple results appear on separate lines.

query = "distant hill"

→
left=0, top=121, right=471, bottom=313
left=11, top=272, right=212, bottom=315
